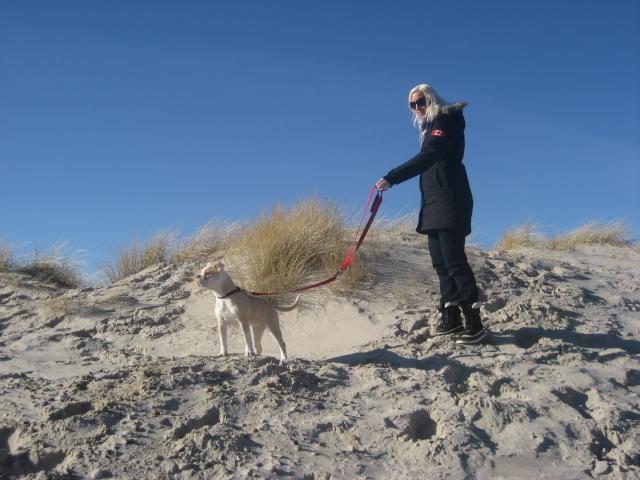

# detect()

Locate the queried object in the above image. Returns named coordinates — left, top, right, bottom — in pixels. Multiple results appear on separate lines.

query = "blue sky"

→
left=2, top=0, right=639, bottom=275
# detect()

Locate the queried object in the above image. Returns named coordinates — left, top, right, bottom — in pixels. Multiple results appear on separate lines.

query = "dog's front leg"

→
left=240, top=322, right=256, bottom=357
left=217, top=316, right=228, bottom=356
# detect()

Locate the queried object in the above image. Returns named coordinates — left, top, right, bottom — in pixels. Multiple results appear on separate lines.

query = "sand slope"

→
left=1, top=239, right=639, bottom=479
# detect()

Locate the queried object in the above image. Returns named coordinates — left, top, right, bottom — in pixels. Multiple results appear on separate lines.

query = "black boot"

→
left=434, top=304, right=463, bottom=336
left=456, top=303, right=487, bottom=344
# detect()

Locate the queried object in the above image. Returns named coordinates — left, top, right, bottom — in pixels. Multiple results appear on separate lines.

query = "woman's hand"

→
left=375, top=178, right=391, bottom=192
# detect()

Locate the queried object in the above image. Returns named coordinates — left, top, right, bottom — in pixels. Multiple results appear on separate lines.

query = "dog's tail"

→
left=276, top=295, right=301, bottom=312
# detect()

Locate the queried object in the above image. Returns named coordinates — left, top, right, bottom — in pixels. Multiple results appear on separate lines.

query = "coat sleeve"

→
left=384, top=115, right=454, bottom=186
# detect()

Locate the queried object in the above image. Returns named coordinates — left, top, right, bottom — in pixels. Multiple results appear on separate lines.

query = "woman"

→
left=375, top=84, right=486, bottom=344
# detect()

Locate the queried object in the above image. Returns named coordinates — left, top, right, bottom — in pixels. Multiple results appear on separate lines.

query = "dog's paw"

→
left=244, top=351, right=256, bottom=357
left=218, top=351, right=228, bottom=357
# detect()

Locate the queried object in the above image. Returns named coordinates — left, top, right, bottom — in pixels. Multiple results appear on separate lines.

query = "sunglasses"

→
left=409, top=97, right=427, bottom=110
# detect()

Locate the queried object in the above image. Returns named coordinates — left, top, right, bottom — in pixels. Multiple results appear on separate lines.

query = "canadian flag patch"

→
left=431, top=129, right=445, bottom=137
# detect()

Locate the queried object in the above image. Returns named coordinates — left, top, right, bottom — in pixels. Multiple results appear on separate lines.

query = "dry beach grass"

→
left=226, top=198, right=345, bottom=294
left=99, top=198, right=381, bottom=300
left=0, top=242, right=13, bottom=271
left=548, top=221, right=631, bottom=250
left=0, top=241, right=83, bottom=288
left=497, top=221, right=633, bottom=252
left=170, top=221, right=239, bottom=265
left=226, top=198, right=379, bottom=297
left=102, top=234, right=172, bottom=284
left=495, top=223, right=545, bottom=251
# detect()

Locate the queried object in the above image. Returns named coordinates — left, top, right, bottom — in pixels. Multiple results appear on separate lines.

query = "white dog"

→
left=197, top=261, right=299, bottom=362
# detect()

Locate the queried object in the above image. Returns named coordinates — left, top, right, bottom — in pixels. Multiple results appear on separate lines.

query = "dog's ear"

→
left=214, top=261, right=225, bottom=272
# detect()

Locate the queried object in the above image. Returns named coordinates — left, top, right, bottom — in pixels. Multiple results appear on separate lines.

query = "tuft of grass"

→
left=171, top=221, right=237, bottom=265
left=496, top=221, right=633, bottom=252
left=0, top=242, right=14, bottom=271
left=496, top=224, right=544, bottom=251
left=19, top=243, right=84, bottom=288
left=226, top=198, right=373, bottom=297
left=41, top=295, right=86, bottom=318
left=102, top=222, right=239, bottom=284
left=549, top=222, right=631, bottom=250
left=102, top=234, right=172, bottom=284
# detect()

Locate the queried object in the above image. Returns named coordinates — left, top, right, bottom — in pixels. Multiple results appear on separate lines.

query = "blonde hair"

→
left=408, top=84, right=467, bottom=126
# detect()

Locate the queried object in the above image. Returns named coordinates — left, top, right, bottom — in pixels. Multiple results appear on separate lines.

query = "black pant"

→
left=427, top=229, right=479, bottom=307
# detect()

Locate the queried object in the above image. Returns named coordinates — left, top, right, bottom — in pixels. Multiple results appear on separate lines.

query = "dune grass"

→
left=226, top=198, right=355, bottom=295
left=18, top=244, right=84, bottom=288
left=99, top=198, right=381, bottom=297
left=0, top=241, right=83, bottom=288
left=102, top=223, right=237, bottom=284
left=496, top=221, right=633, bottom=251
left=41, top=295, right=87, bottom=318
left=548, top=222, right=631, bottom=250
left=170, top=221, right=238, bottom=265
left=0, top=242, right=14, bottom=272
left=102, top=234, right=172, bottom=284
left=496, top=224, right=544, bottom=251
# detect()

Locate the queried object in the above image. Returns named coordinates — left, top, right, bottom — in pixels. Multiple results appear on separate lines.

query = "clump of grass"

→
left=19, top=243, right=84, bottom=289
left=102, top=221, right=237, bottom=284
left=495, top=221, right=633, bottom=252
left=41, top=295, right=86, bottom=318
left=102, top=234, right=172, bottom=284
left=226, top=198, right=373, bottom=297
left=171, top=221, right=237, bottom=265
left=0, top=242, right=14, bottom=271
left=549, top=222, right=631, bottom=250
left=496, top=224, right=545, bottom=251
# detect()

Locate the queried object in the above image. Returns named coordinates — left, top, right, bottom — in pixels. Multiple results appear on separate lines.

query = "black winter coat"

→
left=384, top=105, right=473, bottom=236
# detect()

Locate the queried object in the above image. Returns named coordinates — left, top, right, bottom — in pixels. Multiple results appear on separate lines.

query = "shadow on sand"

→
left=326, top=324, right=640, bottom=373
left=490, top=326, right=640, bottom=355
left=326, top=346, right=489, bottom=383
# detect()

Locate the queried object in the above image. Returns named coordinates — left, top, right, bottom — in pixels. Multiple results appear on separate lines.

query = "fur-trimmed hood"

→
left=420, top=101, right=467, bottom=133
left=441, top=101, right=468, bottom=115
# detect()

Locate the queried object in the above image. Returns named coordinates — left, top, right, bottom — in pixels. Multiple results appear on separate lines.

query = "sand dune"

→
left=1, top=238, right=639, bottom=479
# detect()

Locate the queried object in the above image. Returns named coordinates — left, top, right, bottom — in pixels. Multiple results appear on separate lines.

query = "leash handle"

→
left=248, top=186, right=383, bottom=296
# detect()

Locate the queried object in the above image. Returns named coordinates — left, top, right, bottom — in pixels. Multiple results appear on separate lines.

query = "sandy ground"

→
left=1, top=237, right=639, bottom=479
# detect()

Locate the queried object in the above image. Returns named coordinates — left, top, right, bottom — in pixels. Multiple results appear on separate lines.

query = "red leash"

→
left=246, top=186, right=383, bottom=296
